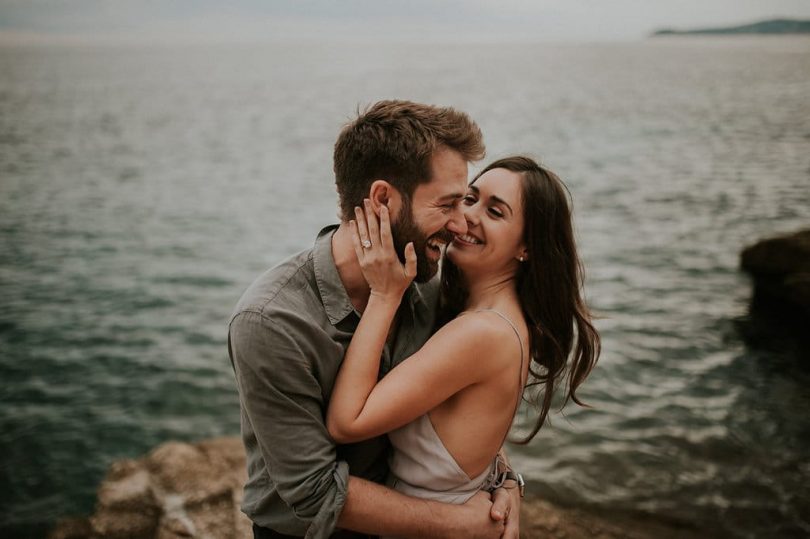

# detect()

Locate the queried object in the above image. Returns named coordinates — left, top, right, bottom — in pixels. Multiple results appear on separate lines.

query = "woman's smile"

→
left=453, top=233, right=483, bottom=247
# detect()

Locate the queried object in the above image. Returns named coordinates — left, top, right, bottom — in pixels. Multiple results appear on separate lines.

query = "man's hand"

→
left=437, top=490, right=505, bottom=539
left=491, top=486, right=521, bottom=539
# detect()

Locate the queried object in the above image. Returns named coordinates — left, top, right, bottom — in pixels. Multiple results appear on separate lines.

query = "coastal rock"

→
left=49, top=437, right=250, bottom=539
left=48, top=518, right=93, bottom=539
left=740, top=228, right=810, bottom=325
left=741, top=229, right=810, bottom=277
left=50, top=437, right=706, bottom=539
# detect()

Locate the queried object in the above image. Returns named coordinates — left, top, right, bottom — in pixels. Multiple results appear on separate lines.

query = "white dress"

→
left=383, top=309, right=525, bottom=536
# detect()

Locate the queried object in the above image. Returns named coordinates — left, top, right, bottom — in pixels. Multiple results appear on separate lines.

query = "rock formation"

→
left=49, top=437, right=251, bottom=539
left=740, top=228, right=810, bottom=338
left=49, top=436, right=708, bottom=539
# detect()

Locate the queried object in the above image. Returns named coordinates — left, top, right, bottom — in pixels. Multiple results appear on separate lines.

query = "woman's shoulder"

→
left=424, top=310, right=526, bottom=391
left=438, top=309, right=524, bottom=356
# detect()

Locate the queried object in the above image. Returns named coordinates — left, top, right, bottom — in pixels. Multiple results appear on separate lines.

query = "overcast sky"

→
left=2, top=0, right=810, bottom=44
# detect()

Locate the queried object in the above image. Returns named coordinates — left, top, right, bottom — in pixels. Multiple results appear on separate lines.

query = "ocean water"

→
left=1, top=37, right=809, bottom=538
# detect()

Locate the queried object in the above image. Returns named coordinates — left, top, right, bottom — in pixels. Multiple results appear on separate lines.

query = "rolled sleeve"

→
left=229, top=309, right=348, bottom=538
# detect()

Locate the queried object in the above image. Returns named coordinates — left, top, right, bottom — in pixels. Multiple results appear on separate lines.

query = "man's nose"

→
left=461, top=204, right=479, bottom=228
left=446, top=206, right=468, bottom=236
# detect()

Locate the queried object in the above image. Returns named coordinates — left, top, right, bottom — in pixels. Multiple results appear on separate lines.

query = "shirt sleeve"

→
left=229, top=309, right=348, bottom=539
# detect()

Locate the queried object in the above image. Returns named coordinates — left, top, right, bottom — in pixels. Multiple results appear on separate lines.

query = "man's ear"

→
left=369, top=180, right=403, bottom=218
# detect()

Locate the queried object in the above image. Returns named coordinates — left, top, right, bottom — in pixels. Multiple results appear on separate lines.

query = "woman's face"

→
left=447, top=167, right=526, bottom=273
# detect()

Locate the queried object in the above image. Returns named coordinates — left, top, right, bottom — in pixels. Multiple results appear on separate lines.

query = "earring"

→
left=518, top=255, right=525, bottom=262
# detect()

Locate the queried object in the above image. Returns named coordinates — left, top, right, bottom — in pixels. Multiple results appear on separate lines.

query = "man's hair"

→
left=333, top=100, right=485, bottom=220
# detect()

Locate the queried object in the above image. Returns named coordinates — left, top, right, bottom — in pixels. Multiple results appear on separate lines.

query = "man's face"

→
left=391, top=147, right=469, bottom=282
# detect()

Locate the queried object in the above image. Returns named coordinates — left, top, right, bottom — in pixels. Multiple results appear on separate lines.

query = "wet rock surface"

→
left=49, top=437, right=709, bottom=539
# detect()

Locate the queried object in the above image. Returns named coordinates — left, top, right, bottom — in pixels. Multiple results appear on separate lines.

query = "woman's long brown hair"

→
left=439, top=156, right=600, bottom=443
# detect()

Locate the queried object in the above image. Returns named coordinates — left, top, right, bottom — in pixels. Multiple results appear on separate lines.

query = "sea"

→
left=1, top=36, right=809, bottom=538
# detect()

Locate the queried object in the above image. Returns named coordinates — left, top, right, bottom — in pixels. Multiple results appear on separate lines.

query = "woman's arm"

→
left=328, top=312, right=507, bottom=443
left=326, top=290, right=402, bottom=441
left=327, top=202, right=507, bottom=444
left=326, top=201, right=415, bottom=441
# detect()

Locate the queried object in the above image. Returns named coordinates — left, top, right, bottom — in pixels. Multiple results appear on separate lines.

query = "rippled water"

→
left=1, top=38, right=809, bottom=538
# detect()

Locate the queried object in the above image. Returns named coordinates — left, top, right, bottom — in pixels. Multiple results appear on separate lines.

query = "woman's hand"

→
left=350, top=199, right=417, bottom=303
left=328, top=200, right=416, bottom=444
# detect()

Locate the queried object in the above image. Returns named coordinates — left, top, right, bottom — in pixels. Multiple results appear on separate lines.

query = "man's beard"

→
left=390, top=198, right=454, bottom=283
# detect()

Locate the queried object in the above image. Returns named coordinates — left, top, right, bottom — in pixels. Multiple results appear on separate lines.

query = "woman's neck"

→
left=462, top=268, right=519, bottom=312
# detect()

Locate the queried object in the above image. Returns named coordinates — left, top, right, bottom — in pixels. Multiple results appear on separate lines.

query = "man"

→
left=229, top=100, right=520, bottom=539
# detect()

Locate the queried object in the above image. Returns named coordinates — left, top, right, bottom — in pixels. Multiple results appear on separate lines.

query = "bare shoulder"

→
left=432, top=310, right=524, bottom=366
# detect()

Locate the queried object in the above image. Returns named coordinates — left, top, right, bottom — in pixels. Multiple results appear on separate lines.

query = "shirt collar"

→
left=313, top=225, right=356, bottom=325
left=312, top=224, right=432, bottom=326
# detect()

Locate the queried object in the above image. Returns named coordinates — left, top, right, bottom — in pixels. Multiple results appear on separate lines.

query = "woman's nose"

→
left=462, top=204, right=480, bottom=227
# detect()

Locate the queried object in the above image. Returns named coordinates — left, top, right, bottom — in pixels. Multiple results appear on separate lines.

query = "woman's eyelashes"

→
left=463, top=195, right=504, bottom=219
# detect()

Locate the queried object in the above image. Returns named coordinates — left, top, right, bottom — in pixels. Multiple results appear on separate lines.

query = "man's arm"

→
left=230, top=310, right=349, bottom=538
left=338, top=477, right=504, bottom=539
left=230, top=310, right=508, bottom=539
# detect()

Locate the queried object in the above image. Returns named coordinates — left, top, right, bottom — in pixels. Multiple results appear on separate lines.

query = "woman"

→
left=327, top=156, right=600, bottom=517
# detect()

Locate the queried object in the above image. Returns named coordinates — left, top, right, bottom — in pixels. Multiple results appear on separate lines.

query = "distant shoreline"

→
left=652, top=18, right=810, bottom=36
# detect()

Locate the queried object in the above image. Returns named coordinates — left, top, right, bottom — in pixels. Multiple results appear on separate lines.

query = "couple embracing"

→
left=228, top=100, right=600, bottom=539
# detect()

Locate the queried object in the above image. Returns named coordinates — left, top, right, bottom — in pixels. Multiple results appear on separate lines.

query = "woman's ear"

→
left=517, top=248, right=529, bottom=263
left=369, top=180, right=403, bottom=218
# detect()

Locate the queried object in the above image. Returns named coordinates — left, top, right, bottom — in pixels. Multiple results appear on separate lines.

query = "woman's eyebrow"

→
left=469, top=185, right=513, bottom=215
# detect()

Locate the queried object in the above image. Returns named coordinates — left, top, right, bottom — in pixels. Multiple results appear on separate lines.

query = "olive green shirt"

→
left=228, top=225, right=439, bottom=538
